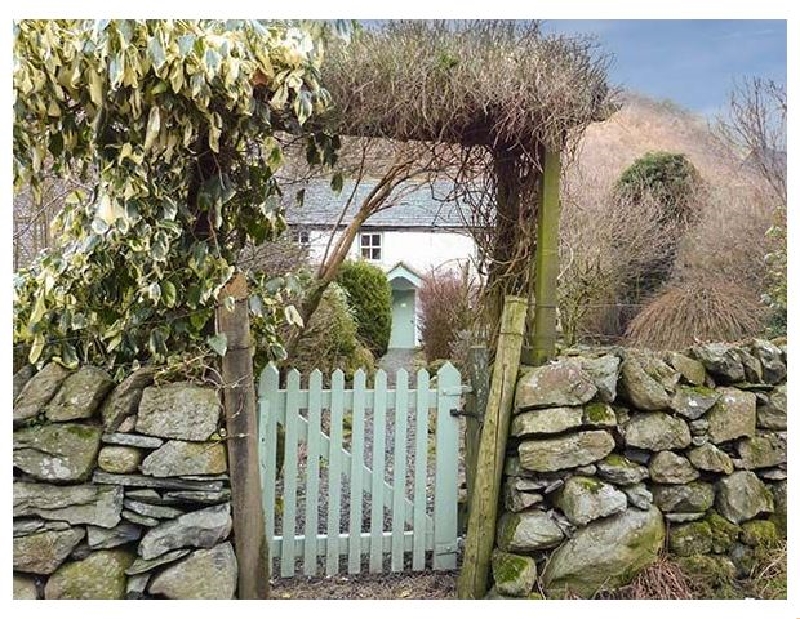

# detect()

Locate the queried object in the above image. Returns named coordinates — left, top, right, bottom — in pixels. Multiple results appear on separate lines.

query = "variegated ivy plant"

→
left=13, top=19, right=340, bottom=378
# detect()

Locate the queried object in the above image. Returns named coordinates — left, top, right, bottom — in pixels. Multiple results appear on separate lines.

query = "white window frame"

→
left=292, top=229, right=311, bottom=250
left=359, top=231, right=383, bottom=261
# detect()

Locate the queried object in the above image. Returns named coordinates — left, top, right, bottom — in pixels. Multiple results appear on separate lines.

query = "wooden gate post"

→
left=464, top=346, right=489, bottom=520
left=216, top=273, right=270, bottom=599
left=457, top=296, right=527, bottom=600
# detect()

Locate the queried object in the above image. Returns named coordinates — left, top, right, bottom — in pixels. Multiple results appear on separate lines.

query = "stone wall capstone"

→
left=13, top=365, right=238, bottom=599
left=489, top=339, right=787, bottom=599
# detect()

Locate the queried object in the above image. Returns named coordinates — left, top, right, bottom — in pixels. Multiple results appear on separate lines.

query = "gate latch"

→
left=450, top=408, right=483, bottom=423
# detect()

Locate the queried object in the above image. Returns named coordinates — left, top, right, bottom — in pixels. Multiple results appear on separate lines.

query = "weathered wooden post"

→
left=528, top=147, right=562, bottom=366
left=216, top=272, right=270, bottom=599
left=457, top=296, right=527, bottom=600
left=464, top=345, right=489, bottom=521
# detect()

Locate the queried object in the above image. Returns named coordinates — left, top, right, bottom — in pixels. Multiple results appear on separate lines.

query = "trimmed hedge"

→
left=337, top=260, right=392, bottom=358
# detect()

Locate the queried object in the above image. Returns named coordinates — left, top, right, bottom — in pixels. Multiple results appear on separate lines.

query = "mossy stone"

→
left=583, top=401, right=617, bottom=427
left=491, top=551, right=537, bottom=597
left=676, top=555, right=736, bottom=596
left=45, top=549, right=134, bottom=599
left=669, top=521, right=712, bottom=556
left=705, top=511, right=741, bottom=554
left=739, top=520, right=777, bottom=547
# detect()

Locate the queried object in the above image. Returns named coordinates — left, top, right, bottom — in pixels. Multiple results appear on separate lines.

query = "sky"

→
left=541, top=19, right=787, bottom=119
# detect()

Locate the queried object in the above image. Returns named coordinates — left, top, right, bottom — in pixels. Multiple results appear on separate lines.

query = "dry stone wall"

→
left=13, top=365, right=237, bottom=600
left=489, top=339, right=787, bottom=600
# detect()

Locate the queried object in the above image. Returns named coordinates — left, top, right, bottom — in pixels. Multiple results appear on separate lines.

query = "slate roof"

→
left=284, top=179, right=469, bottom=229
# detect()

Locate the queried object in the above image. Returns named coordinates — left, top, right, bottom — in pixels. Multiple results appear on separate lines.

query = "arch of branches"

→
left=320, top=20, right=615, bottom=359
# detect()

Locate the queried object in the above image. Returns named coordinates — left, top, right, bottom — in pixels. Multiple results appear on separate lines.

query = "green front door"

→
left=389, top=288, right=416, bottom=348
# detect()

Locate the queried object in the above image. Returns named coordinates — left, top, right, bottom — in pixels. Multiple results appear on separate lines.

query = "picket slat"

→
left=369, top=370, right=388, bottom=573
left=260, top=364, right=280, bottom=555
left=347, top=370, right=367, bottom=574
left=303, top=370, right=323, bottom=576
left=325, top=369, right=345, bottom=576
left=391, top=369, right=409, bottom=572
left=433, top=363, right=460, bottom=570
left=280, top=370, right=301, bottom=577
left=412, top=369, right=430, bottom=571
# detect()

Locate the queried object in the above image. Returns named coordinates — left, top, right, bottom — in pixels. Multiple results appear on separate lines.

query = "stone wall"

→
left=490, top=339, right=787, bottom=599
left=13, top=364, right=237, bottom=600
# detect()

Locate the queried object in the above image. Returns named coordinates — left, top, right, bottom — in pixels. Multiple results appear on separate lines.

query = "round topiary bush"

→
left=336, top=260, right=392, bottom=359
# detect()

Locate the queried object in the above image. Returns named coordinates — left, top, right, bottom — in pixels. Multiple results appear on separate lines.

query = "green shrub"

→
left=290, top=283, right=361, bottom=380
left=616, top=151, right=702, bottom=224
left=336, top=260, right=392, bottom=358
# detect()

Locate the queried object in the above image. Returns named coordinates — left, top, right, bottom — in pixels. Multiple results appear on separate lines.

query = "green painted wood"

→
left=259, top=363, right=281, bottom=563
left=348, top=369, right=367, bottom=574
left=433, top=362, right=460, bottom=570
left=412, top=369, right=430, bottom=571
left=280, top=369, right=301, bottom=578
left=303, top=369, right=323, bottom=577
left=269, top=529, right=434, bottom=558
left=262, top=386, right=432, bottom=531
left=325, top=369, right=345, bottom=576
left=389, top=288, right=416, bottom=348
left=391, top=369, right=409, bottom=572
left=369, top=369, right=388, bottom=573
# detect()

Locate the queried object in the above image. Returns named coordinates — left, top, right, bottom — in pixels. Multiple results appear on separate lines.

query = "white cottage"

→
left=286, top=179, right=476, bottom=349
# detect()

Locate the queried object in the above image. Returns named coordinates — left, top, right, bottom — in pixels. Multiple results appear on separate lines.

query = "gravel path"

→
left=270, top=350, right=467, bottom=581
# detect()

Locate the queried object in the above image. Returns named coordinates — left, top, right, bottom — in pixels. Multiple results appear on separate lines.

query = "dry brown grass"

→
left=565, top=91, right=766, bottom=196
left=595, top=556, right=696, bottom=600
left=746, top=540, right=788, bottom=600
left=624, top=277, right=766, bottom=350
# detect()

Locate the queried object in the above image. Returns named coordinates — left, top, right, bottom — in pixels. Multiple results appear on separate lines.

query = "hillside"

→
left=565, top=91, right=764, bottom=195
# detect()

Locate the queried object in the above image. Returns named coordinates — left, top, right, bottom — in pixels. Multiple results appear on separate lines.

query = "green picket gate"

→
left=258, top=362, right=463, bottom=578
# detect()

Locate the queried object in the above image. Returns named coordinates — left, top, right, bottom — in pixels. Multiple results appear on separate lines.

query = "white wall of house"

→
left=304, top=229, right=476, bottom=276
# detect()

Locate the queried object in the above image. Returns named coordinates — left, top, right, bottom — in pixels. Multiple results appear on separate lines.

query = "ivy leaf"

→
left=163, top=281, right=177, bottom=308
left=224, top=295, right=236, bottom=312
left=28, top=334, right=45, bottom=365
left=61, top=342, right=79, bottom=369
left=284, top=305, right=303, bottom=327
left=144, top=105, right=161, bottom=151
left=207, top=333, right=227, bottom=356
left=147, top=282, right=161, bottom=303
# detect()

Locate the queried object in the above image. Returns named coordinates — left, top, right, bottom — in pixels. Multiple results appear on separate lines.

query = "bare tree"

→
left=716, top=77, right=786, bottom=205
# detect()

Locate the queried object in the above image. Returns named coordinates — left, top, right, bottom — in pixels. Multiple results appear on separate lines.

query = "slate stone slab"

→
left=141, top=440, right=227, bottom=477
left=136, top=384, right=221, bottom=440
left=14, top=482, right=122, bottom=528
left=13, top=528, right=85, bottom=575
left=92, top=471, right=223, bottom=492
left=518, top=430, right=615, bottom=472
left=541, top=506, right=665, bottom=599
left=98, top=446, right=144, bottom=474
left=44, top=366, right=114, bottom=421
left=126, top=548, right=192, bottom=575
left=101, top=367, right=156, bottom=432
left=44, top=549, right=134, bottom=599
left=87, top=523, right=143, bottom=549
left=138, top=503, right=232, bottom=559
left=147, top=543, right=237, bottom=600
left=101, top=432, right=163, bottom=449
left=14, top=362, right=72, bottom=425
left=515, top=360, right=597, bottom=410
left=14, top=423, right=101, bottom=482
